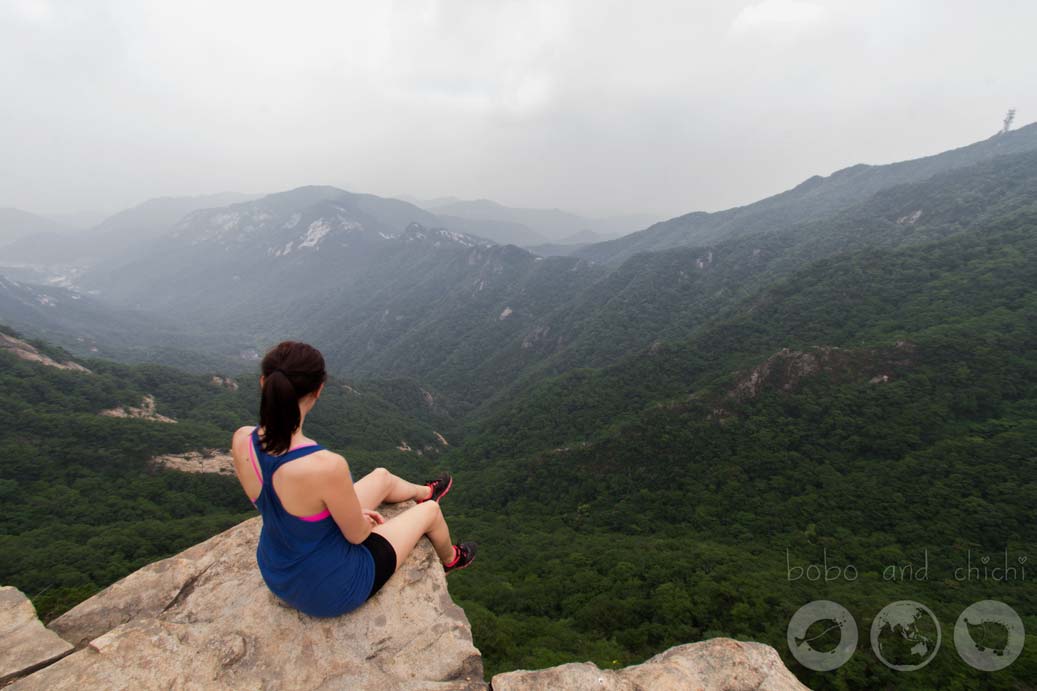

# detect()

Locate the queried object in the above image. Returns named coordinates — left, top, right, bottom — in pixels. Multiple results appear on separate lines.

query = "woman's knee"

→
left=419, top=499, right=443, bottom=524
left=370, top=466, right=391, bottom=485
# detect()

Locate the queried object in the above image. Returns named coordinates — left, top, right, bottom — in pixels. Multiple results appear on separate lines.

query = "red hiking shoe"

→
left=417, top=473, right=453, bottom=504
left=444, top=542, right=477, bottom=574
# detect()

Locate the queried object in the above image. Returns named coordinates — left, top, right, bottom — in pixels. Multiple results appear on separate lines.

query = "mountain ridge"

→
left=575, top=121, right=1037, bottom=264
left=12, top=134, right=1037, bottom=413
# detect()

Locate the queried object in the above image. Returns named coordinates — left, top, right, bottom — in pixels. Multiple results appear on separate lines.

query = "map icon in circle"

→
left=787, top=600, right=858, bottom=672
left=870, top=600, right=941, bottom=671
left=954, top=600, right=1025, bottom=672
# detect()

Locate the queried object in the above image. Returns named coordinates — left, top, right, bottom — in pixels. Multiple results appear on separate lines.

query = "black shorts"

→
left=362, top=532, right=397, bottom=599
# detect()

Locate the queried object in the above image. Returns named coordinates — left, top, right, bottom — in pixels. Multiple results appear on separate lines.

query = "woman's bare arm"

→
left=230, top=426, right=261, bottom=502
left=321, top=454, right=375, bottom=544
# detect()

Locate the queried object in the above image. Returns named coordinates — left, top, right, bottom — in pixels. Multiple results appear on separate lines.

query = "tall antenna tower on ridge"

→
left=1001, top=108, right=1016, bottom=134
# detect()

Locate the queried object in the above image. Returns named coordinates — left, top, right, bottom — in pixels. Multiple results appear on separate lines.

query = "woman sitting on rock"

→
left=229, top=340, right=476, bottom=617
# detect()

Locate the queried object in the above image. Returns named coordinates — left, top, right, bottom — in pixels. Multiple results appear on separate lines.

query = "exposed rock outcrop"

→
left=99, top=394, right=176, bottom=423
left=12, top=503, right=483, bottom=690
left=729, top=342, right=914, bottom=401
left=150, top=448, right=235, bottom=476
left=210, top=375, right=239, bottom=391
left=0, top=333, right=91, bottom=373
left=491, top=638, right=808, bottom=691
left=0, top=588, right=73, bottom=686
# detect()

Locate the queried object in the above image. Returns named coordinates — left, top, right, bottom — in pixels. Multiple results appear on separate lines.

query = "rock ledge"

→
left=491, top=637, right=808, bottom=690
left=2, top=505, right=807, bottom=690
left=11, top=503, right=483, bottom=690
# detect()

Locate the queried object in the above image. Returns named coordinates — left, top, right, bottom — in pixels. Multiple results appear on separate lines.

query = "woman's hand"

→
left=362, top=509, right=384, bottom=528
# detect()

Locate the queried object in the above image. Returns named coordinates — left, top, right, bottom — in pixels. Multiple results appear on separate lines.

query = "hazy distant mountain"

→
left=559, top=229, right=609, bottom=244
left=397, top=194, right=461, bottom=207
left=22, top=127, right=1037, bottom=410
left=0, top=230, right=88, bottom=265
left=81, top=185, right=485, bottom=315
left=577, top=122, right=1037, bottom=264
left=434, top=214, right=548, bottom=246
left=522, top=229, right=617, bottom=258
left=0, top=274, right=252, bottom=371
left=41, top=209, right=111, bottom=232
left=427, top=199, right=587, bottom=241
left=522, top=243, right=585, bottom=258
left=0, top=193, right=259, bottom=266
left=75, top=185, right=605, bottom=405
left=412, top=197, right=657, bottom=243
left=0, top=208, right=64, bottom=246
left=87, top=191, right=259, bottom=256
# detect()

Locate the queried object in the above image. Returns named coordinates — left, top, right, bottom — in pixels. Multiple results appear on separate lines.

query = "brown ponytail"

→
left=259, top=341, right=327, bottom=455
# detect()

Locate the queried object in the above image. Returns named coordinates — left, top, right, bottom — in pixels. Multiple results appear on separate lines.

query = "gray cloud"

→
left=2, top=0, right=1035, bottom=220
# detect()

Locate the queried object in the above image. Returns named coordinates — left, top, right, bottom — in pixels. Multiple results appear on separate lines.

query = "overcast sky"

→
left=2, top=0, right=1035, bottom=221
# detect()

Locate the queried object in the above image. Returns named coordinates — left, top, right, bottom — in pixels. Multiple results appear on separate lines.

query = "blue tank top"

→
left=249, top=428, right=374, bottom=617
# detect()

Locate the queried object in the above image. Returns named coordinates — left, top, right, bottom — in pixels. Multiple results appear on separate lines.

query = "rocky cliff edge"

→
left=1, top=502, right=807, bottom=690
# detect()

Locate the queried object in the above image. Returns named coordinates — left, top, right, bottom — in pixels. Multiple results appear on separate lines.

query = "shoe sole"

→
left=445, top=558, right=475, bottom=574
left=445, top=542, right=476, bottom=574
left=434, top=476, right=453, bottom=503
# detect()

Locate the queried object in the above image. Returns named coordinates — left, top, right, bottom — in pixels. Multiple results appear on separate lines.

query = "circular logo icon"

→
left=870, top=600, right=941, bottom=671
left=954, top=600, right=1025, bottom=671
left=787, top=600, right=858, bottom=671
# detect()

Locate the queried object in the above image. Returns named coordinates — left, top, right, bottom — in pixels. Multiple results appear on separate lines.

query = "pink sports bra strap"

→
left=248, top=427, right=263, bottom=485
left=247, top=426, right=329, bottom=520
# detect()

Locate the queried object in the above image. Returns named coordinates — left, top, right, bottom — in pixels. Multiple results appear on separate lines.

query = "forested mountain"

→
left=446, top=210, right=1037, bottom=688
left=7, top=179, right=1034, bottom=688
left=576, top=122, right=1037, bottom=265
left=0, top=324, right=457, bottom=620
left=4, top=120, right=1037, bottom=690
left=316, top=145, right=1037, bottom=412
left=489, top=146, right=1037, bottom=391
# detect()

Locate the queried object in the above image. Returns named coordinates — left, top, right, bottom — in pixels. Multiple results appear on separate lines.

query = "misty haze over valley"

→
left=2, top=3, right=1036, bottom=689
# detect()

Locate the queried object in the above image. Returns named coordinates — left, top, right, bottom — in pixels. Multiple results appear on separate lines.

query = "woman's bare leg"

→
left=372, top=501, right=455, bottom=568
left=354, top=467, right=430, bottom=510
